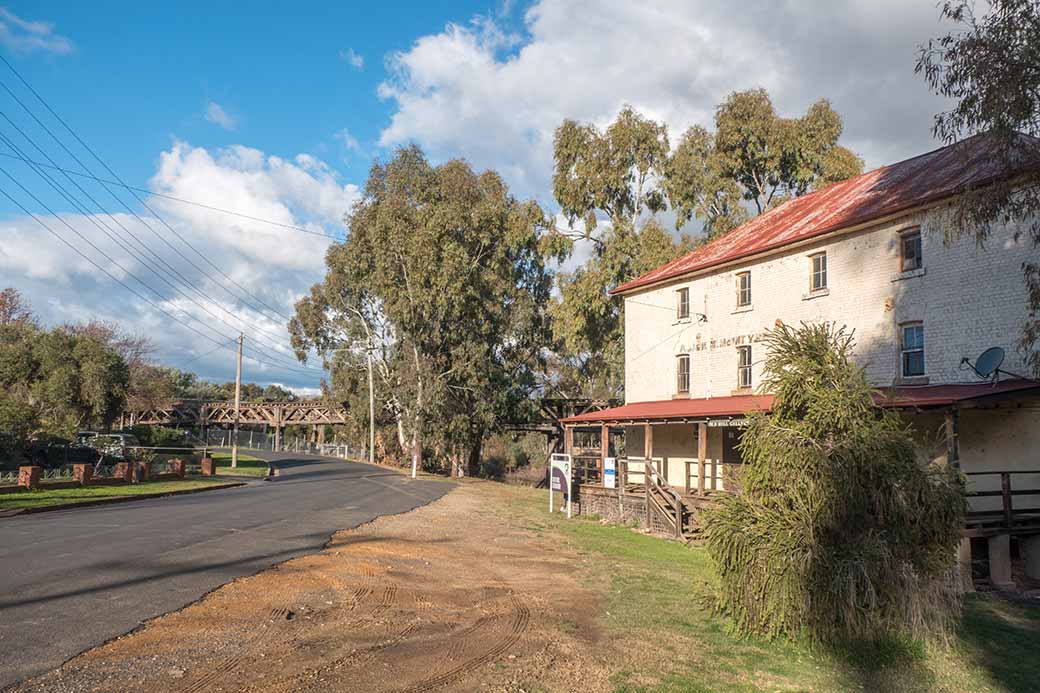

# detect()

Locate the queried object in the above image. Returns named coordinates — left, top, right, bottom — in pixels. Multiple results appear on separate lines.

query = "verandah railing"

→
left=964, top=470, right=1040, bottom=536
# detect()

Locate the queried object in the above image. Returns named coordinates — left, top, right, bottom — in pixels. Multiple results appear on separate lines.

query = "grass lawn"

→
left=210, top=451, right=270, bottom=477
left=0, top=478, right=231, bottom=511
left=496, top=484, right=1040, bottom=693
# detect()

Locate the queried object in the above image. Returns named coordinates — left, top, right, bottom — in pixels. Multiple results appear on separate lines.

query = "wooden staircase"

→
left=644, top=463, right=700, bottom=540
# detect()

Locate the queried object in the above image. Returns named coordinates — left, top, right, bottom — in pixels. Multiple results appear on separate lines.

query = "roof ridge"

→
left=612, top=132, right=1040, bottom=295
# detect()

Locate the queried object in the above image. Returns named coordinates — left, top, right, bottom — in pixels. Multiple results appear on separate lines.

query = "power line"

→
left=0, top=148, right=342, bottom=240
left=176, top=338, right=236, bottom=370
left=0, top=59, right=296, bottom=325
left=0, top=124, right=320, bottom=373
left=0, top=181, right=320, bottom=376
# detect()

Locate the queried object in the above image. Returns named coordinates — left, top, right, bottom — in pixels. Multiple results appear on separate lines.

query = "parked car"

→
left=23, top=435, right=100, bottom=468
left=93, top=433, right=141, bottom=461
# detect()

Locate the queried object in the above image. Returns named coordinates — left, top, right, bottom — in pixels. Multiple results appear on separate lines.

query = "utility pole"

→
left=232, top=333, right=243, bottom=468
left=367, top=348, right=375, bottom=464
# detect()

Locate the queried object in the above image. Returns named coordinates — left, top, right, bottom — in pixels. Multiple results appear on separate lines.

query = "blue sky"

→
left=2, top=1, right=507, bottom=198
left=0, top=1, right=954, bottom=392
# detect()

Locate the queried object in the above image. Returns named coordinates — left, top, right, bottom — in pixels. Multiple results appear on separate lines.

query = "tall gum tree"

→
left=290, top=146, right=553, bottom=476
left=550, top=92, right=862, bottom=395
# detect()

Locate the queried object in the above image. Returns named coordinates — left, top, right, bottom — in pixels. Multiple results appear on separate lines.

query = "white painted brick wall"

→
left=624, top=210, right=1037, bottom=403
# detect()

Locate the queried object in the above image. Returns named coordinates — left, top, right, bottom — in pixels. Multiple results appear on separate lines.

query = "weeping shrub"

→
left=703, top=322, right=965, bottom=643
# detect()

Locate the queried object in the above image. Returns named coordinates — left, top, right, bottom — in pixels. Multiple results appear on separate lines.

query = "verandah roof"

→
left=560, top=380, right=1040, bottom=425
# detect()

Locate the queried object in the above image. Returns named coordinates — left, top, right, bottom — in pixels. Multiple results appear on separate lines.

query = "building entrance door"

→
left=721, top=426, right=745, bottom=465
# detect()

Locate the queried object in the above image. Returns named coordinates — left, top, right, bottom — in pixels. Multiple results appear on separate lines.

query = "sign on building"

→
left=549, top=453, right=572, bottom=519
left=603, top=457, right=616, bottom=489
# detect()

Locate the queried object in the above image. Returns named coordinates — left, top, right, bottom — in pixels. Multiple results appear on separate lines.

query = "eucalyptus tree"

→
left=549, top=92, right=861, bottom=394
left=917, top=0, right=1040, bottom=375
left=290, top=146, right=553, bottom=476
left=667, top=89, right=863, bottom=237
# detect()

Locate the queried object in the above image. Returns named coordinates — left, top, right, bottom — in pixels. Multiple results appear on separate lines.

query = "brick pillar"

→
left=957, top=537, right=975, bottom=593
left=134, top=461, right=151, bottom=483
left=988, top=534, right=1014, bottom=589
left=170, top=458, right=186, bottom=478
left=1022, top=535, right=1040, bottom=581
left=113, top=462, right=131, bottom=482
left=72, top=464, right=92, bottom=486
left=18, top=465, right=40, bottom=489
left=201, top=457, right=216, bottom=476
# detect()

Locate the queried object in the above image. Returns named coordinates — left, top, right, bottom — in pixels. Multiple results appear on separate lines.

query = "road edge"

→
left=0, top=481, right=249, bottom=518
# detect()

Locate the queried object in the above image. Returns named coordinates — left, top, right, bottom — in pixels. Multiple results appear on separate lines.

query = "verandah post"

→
left=599, top=424, right=609, bottom=482
left=697, top=422, right=708, bottom=495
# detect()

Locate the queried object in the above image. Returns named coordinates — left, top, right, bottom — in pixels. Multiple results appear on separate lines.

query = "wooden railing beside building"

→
left=964, top=470, right=1040, bottom=537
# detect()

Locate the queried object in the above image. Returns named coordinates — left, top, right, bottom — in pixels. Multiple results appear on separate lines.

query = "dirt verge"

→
left=13, top=481, right=610, bottom=693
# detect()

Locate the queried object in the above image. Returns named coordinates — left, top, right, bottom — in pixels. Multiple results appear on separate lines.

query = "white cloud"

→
left=334, top=128, right=362, bottom=155
left=378, top=0, right=956, bottom=206
left=0, top=142, right=359, bottom=388
left=205, top=101, right=236, bottom=130
left=0, top=8, right=72, bottom=55
left=339, top=47, right=364, bottom=70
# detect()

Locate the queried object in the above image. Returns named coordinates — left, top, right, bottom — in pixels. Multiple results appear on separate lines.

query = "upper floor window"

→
left=737, top=346, right=752, bottom=389
left=900, top=322, right=925, bottom=377
left=736, top=271, right=752, bottom=307
left=676, top=287, right=690, bottom=321
left=810, top=252, right=827, bottom=291
left=676, top=354, right=690, bottom=394
left=901, top=228, right=922, bottom=272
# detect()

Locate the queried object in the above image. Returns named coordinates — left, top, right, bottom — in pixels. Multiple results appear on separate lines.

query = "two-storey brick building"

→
left=560, top=134, right=1040, bottom=585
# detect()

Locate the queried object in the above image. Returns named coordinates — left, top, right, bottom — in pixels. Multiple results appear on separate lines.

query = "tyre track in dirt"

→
left=400, top=595, right=532, bottom=693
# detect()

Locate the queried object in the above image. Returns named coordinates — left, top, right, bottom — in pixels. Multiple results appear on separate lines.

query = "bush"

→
left=703, top=323, right=965, bottom=643
left=130, top=425, right=186, bottom=448
left=0, top=394, right=37, bottom=467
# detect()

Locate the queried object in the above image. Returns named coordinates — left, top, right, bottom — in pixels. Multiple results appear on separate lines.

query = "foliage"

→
left=917, top=0, right=1040, bottom=374
left=553, top=105, right=670, bottom=234
left=549, top=92, right=861, bottom=395
left=668, top=89, right=863, bottom=236
left=129, top=425, right=186, bottom=448
left=703, top=322, right=965, bottom=643
left=550, top=218, right=691, bottom=396
left=0, top=290, right=130, bottom=447
left=290, top=146, right=553, bottom=475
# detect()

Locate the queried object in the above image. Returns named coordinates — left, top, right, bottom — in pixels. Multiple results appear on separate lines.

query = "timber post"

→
left=697, top=422, right=708, bottom=495
left=945, top=408, right=960, bottom=470
left=599, top=424, right=609, bottom=481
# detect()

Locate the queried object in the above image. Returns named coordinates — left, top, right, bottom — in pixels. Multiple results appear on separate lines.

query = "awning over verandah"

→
left=560, top=380, right=1040, bottom=427
left=557, top=380, right=1040, bottom=492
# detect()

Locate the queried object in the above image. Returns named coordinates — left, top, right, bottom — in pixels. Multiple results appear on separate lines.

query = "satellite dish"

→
left=971, top=346, right=1005, bottom=381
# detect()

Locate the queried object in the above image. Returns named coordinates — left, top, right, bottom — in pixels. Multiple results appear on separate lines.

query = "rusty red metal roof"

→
left=561, top=380, right=1040, bottom=424
left=875, top=379, right=1040, bottom=408
left=561, top=394, right=773, bottom=424
left=613, top=133, right=1040, bottom=295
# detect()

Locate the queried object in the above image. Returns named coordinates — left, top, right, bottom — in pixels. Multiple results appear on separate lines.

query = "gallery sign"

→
left=549, top=453, right=572, bottom=519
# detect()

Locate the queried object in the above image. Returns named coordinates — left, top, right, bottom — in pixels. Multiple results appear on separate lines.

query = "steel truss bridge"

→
left=122, top=397, right=616, bottom=452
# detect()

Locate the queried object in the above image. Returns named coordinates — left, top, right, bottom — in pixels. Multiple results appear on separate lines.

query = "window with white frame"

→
left=900, top=322, right=925, bottom=377
left=736, top=271, right=751, bottom=307
left=737, top=346, right=752, bottom=389
left=810, top=252, right=827, bottom=291
left=676, top=287, right=690, bottom=320
left=676, top=354, right=690, bottom=394
left=901, top=228, right=922, bottom=272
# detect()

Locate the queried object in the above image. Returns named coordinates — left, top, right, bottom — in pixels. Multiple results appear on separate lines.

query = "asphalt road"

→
left=0, top=452, right=453, bottom=689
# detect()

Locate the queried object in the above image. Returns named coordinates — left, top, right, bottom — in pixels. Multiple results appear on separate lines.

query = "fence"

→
left=200, top=428, right=361, bottom=460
